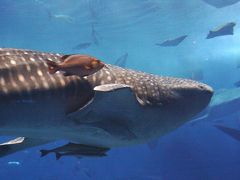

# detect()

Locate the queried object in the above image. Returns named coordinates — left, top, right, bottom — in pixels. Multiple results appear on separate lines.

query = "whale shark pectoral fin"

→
left=65, top=81, right=95, bottom=114
left=0, top=137, right=51, bottom=158
left=67, top=84, right=139, bottom=123
left=93, top=83, right=132, bottom=92
left=0, top=137, right=25, bottom=146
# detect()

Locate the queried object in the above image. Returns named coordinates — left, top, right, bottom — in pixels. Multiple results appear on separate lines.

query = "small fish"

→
left=55, top=150, right=107, bottom=160
left=206, top=22, right=236, bottom=39
left=114, top=53, right=128, bottom=68
left=156, top=35, right=187, bottom=47
left=44, top=54, right=105, bottom=77
left=73, top=42, right=92, bottom=50
left=40, top=143, right=109, bottom=160
left=202, top=0, right=240, bottom=8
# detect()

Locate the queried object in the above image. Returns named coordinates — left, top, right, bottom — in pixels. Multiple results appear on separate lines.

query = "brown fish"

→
left=45, top=54, right=105, bottom=77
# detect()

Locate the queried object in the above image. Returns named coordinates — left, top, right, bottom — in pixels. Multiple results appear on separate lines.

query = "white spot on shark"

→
left=20, top=57, right=25, bottom=61
left=59, top=78, right=66, bottom=87
left=18, top=74, right=25, bottom=82
left=2, top=87, right=8, bottom=94
left=10, top=60, right=16, bottom=65
left=92, top=75, right=96, bottom=82
left=0, top=78, right=6, bottom=86
left=30, top=57, right=35, bottom=62
left=107, top=76, right=112, bottom=81
left=30, top=76, right=39, bottom=88
left=37, top=70, right=43, bottom=76
left=43, top=81, right=49, bottom=89
left=26, top=64, right=31, bottom=72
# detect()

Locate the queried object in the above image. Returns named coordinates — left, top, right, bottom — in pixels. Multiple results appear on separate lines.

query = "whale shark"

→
left=0, top=48, right=213, bottom=159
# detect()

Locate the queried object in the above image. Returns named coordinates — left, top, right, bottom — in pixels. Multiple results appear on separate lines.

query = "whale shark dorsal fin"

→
left=0, top=137, right=25, bottom=146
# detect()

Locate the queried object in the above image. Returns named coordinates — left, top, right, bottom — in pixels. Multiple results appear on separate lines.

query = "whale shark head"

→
left=161, top=78, right=213, bottom=120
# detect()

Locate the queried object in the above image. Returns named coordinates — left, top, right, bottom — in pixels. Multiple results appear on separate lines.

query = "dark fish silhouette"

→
left=202, top=0, right=240, bottom=8
left=114, top=53, right=128, bottom=68
left=73, top=42, right=92, bottom=50
left=206, top=22, right=236, bottom=39
left=156, top=35, right=187, bottom=47
left=215, top=124, right=240, bottom=141
left=40, top=143, right=110, bottom=160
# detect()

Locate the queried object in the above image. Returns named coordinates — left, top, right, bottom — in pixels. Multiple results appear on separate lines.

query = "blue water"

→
left=0, top=0, right=240, bottom=179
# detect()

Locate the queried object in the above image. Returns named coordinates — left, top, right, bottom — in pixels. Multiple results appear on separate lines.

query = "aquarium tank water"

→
left=0, top=0, right=240, bottom=180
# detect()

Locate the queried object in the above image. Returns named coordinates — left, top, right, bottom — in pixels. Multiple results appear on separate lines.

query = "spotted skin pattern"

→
left=0, top=48, right=211, bottom=108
